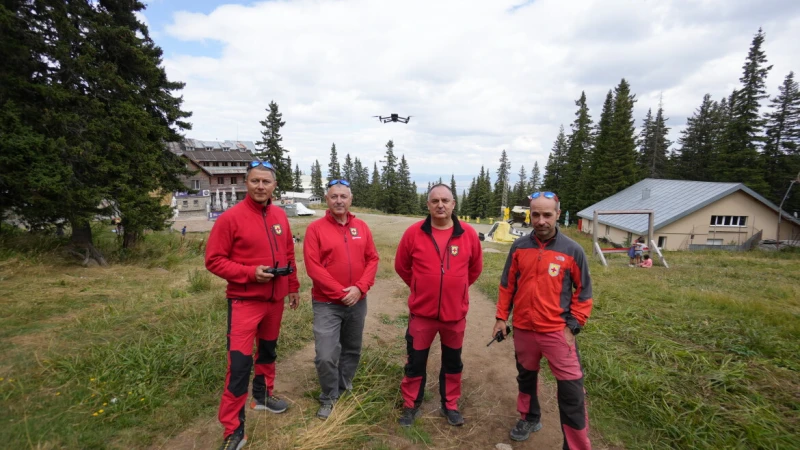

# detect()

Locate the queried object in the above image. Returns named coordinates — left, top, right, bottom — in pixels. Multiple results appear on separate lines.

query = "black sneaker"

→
left=509, top=419, right=542, bottom=441
left=440, top=407, right=465, bottom=426
left=398, top=407, right=421, bottom=427
left=218, top=429, right=247, bottom=450
left=250, top=395, right=288, bottom=413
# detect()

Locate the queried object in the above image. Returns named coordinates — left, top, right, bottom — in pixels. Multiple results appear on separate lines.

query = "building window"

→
left=710, top=215, right=747, bottom=227
left=605, top=225, right=610, bottom=236
left=707, top=239, right=723, bottom=246
left=193, top=200, right=199, bottom=206
left=213, top=162, right=220, bottom=167
left=218, top=177, right=224, bottom=185
left=191, top=180, right=200, bottom=190
left=222, top=162, right=229, bottom=166
left=182, top=200, right=188, bottom=207
left=657, top=236, right=667, bottom=248
left=231, top=177, right=237, bottom=185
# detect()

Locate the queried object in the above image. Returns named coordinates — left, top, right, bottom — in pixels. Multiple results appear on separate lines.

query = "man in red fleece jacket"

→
left=303, top=179, right=379, bottom=420
left=395, top=184, right=483, bottom=428
left=205, top=161, right=300, bottom=450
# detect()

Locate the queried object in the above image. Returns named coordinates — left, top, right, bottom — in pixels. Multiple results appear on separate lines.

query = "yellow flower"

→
left=0, top=377, right=4, bottom=381
left=56, top=392, right=61, bottom=396
left=8, top=378, right=14, bottom=382
left=90, top=378, right=95, bottom=382
left=128, top=391, right=132, bottom=395
left=99, top=409, right=104, bottom=413
left=140, top=398, right=145, bottom=401
left=92, top=412, right=99, bottom=417
left=91, top=394, right=96, bottom=397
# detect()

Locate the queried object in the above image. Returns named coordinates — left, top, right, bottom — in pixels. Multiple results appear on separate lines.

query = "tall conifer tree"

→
left=543, top=125, right=568, bottom=193
left=256, top=101, right=292, bottom=194
left=562, top=92, right=594, bottom=213
left=763, top=71, right=800, bottom=209
left=327, top=143, right=341, bottom=180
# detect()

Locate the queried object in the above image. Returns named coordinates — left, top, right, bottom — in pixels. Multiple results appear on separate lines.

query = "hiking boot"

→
left=250, top=395, right=288, bottom=413
left=440, top=407, right=465, bottom=426
left=218, top=429, right=247, bottom=450
left=509, top=419, right=542, bottom=441
left=316, top=403, right=333, bottom=420
left=398, top=407, right=421, bottom=427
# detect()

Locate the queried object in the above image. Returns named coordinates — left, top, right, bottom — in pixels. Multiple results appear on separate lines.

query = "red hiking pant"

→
left=400, top=315, right=466, bottom=411
left=514, top=328, right=591, bottom=450
left=219, top=299, right=284, bottom=437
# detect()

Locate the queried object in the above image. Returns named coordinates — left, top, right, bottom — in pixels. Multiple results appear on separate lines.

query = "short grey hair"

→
left=427, top=183, right=455, bottom=201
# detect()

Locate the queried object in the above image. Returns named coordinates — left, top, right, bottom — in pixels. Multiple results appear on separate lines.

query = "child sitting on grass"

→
left=638, top=254, right=653, bottom=268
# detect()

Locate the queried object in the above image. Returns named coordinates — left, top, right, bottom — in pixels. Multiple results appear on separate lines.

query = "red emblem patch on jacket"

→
left=273, top=224, right=282, bottom=235
left=450, top=245, right=459, bottom=256
left=548, top=263, right=560, bottom=277
left=350, top=227, right=358, bottom=236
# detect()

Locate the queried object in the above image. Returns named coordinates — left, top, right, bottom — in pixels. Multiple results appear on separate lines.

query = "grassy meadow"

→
left=1, top=220, right=799, bottom=449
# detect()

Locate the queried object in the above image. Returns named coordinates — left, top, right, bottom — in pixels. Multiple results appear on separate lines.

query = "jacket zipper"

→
left=262, top=207, right=277, bottom=300
left=344, top=225, right=353, bottom=286
left=429, top=234, right=454, bottom=321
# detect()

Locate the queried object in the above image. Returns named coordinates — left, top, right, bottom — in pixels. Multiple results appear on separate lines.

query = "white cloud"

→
left=160, top=0, right=800, bottom=185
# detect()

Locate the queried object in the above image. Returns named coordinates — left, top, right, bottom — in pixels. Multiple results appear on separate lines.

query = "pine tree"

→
left=450, top=174, right=458, bottom=214
left=397, top=155, right=414, bottom=214
left=342, top=153, right=354, bottom=182
left=718, top=29, right=772, bottom=192
left=529, top=162, right=541, bottom=194
left=607, top=79, right=639, bottom=191
left=562, top=92, right=594, bottom=212
left=369, top=163, right=382, bottom=209
left=637, top=98, right=671, bottom=179
left=255, top=101, right=291, bottom=194
left=465, top=178, right=477, bottom=218
left=351, top=157, right=369, bottom=206
left=671, top=94, right=722, bottom=181
left=380, top=140, right=400, bottom=213
left=326, top=143, right=341, bottom=180
left=763, top=71, right=800, bottom=209
left=293, top=164, right=303, bottom=191
left=513, top=165, right=528, bottom=206
left=310, top=160, right=324, bottom=198
left=543, top=126, right=568, bottom=193
left=492, top=150, right=511, bottom=217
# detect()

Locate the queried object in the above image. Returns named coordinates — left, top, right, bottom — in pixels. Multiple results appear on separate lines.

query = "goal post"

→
left=591, top=209, right=667, bottom=268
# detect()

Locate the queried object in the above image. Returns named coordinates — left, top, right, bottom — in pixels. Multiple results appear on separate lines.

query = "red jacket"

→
left=496, top=229, right=593, bottom=333
left=303, top=210, right=380, bottom=305
left=205, top=195, right=300, bottom=301
left=395, top=216, right=483, bottom=322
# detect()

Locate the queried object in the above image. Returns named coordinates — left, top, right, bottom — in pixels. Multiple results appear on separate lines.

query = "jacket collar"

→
left=530, top=227, right=560, bottom=248
left=243, top=193, right=272, bottom=214
left=421, top=213, right=465, bottom=237
left=325, top=209, right=355, bottom=226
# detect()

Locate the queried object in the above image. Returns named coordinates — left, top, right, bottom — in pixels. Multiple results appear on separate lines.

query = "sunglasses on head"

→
left=528, top=191, right=559, bottom=201
left=248, top=160, right=275, bottom=170
left=327, top=179, right=351, bottom=187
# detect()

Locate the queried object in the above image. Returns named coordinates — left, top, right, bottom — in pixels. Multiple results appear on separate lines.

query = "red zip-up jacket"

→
left=205, top=194, right=300, bottom=301
left=303, top=210, right=380, bottom=305
left=395, top=215, right=483, bottom=322
left=496, top=229, right=593, bottom=333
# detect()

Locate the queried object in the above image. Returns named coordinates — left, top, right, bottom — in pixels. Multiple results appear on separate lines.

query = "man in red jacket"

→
left=493, top=192, right=593, bottom=449
left=395, top=184, right=483, bottom=428
left=303, top=179, right=379, bottom=420
left=205, top=161, right=300, bottom=450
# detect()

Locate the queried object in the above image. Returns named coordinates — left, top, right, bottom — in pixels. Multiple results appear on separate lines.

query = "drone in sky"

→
left=374, top=113, right=411, bottom=124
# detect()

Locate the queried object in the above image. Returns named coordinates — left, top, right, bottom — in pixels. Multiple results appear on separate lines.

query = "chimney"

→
left=642, top=188, right=650, bottom=200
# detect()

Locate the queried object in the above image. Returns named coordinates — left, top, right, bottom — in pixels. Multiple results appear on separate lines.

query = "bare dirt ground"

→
left=159, top=212, right=608, bottom=450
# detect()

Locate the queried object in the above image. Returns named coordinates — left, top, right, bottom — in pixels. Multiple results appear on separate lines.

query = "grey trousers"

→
left=312, top=298, right=367, bottom=405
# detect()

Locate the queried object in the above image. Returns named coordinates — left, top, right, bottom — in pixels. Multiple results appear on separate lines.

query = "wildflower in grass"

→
left=140, top=397, right=145, bottom=401
left=90, top=378, right=95, bottom=382
left=56, top=392, right=61, bottom=396
left=103, top=402, right=107, bottom=406
left=92, top=413, right=98, bottom=417
left=99, top=409, right=104, bottom=413
left=128, top=391, right=132, bottom=395
left=0, top=377, right=4, bottom=381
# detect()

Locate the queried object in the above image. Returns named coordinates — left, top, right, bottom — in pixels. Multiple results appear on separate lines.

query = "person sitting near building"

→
left=638, top=254, right=653, bottom=268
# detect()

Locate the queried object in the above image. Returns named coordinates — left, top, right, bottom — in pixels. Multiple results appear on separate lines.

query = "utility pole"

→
left=776, top=171, right=800, bottom=250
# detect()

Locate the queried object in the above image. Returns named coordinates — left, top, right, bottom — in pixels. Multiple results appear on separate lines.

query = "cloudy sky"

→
left=139, top=0, right=800, bottom=189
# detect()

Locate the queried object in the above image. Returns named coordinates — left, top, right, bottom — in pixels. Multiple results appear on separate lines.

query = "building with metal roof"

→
left=577, top=179, right=800, bottom=250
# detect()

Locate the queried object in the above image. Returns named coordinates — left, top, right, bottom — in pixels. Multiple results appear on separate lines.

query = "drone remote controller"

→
left=266, top=263, right=294, bottom=277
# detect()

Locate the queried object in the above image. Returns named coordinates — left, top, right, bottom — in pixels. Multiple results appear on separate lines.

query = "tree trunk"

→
left=69, top=219, right=108, bottom=266
left=122, top=228, right=139, bottom=249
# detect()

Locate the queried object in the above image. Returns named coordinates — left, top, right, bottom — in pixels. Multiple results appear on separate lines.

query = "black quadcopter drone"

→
left=374, top=113, right=411, bottom=124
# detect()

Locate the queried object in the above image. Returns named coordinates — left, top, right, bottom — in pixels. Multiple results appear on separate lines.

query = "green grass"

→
left=0, top=226, right=314, bottom=449
left=474, top=228, right=800, bottom=450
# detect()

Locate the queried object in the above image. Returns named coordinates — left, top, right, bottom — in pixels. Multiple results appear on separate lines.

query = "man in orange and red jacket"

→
left=205, top=161, right=300, bottom=450
left=493, top=191, right=593, bottom=448
left=303, top=179, right=379, bottom=420
left=395, top=184, right=483, bottom=428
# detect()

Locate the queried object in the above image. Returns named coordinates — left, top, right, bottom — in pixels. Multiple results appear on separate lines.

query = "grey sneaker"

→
left=398, top=407, right=421, bottom=427
left=509, top=419, right=542, bottom=441
left=440, top=407, right=464, bottom=426
left=316, top=403, right=333, bottom=420
left=250, top=395, right=288, bottom=413
left=218, top=429, right=247, bottom=450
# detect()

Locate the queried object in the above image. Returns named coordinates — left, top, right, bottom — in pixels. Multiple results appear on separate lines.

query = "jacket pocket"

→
left=408, top=274, right=440, bottom=318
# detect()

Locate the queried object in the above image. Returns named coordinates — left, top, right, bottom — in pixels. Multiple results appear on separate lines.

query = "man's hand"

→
left=564, top=327, right=575, bottom=346
left=341, top=286, right=362, bottom=306
left=492, top=319, right=508, bottom=339
left=288, top=292, right=300, bottom=310
left=255, top=266, right=275, bottom=283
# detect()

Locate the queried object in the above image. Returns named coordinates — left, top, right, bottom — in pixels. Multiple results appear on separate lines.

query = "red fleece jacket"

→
left=303, top=210, right=379, bottom=305
left=205, top=195, right=299, bottom=300
left=395, top=215, right=483, bottom=322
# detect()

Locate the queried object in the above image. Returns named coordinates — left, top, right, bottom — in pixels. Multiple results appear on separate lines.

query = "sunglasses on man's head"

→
left=327, top=179, right=351, bottom=187
left=248, top=160, right=275, bottom=170
left=528, top=191, right=559, bottom=201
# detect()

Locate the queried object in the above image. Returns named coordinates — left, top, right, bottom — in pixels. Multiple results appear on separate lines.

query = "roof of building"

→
left=576, top=178, right=800, bottom=234
left=167, top=138, right=260, bottom=162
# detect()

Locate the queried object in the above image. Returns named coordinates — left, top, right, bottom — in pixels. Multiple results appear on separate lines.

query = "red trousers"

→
left=219, top=299, right=284, bottom=437
left=514, top=328, right=591, bottom=450
left=400, top=315, right=466, bottom=411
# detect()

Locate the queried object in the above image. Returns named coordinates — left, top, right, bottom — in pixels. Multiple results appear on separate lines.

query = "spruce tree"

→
left=342, top=153, right=354, bottom=182
left=293, top=164, right=303, bottom=192
left=529, top=162, right=542, bottom=194
left=380, top=140, right=400, bottom=213
left=562, top=92, right=594, bottom=212
left=492, top=150, right=511, bottom=216
left=543, top=126, right=568, bottom=193
left=369, top=163, right=382, bottom=209
left=763, top=71, right=800, bottom=208
left=310, top=160, right=324, bottom=198
left=671, top=94, right=721, bottom=181
left=718, top=29, right=771, bottom=192
left=638, top=99, right=671, bottom=180
left=513, top=165, right=528, bottom=206
left=397, top=155, right=414, bottom=214
left=351, top=157, right=369, bottom=206
left=255, top=101, right=291, bottom=194
left=450, top=174, right=458, bottom=214
left=607, top=79, right=639, bottom=192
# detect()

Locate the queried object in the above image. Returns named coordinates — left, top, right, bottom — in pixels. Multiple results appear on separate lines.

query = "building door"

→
left=657, top=236, right=667, bottom=249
